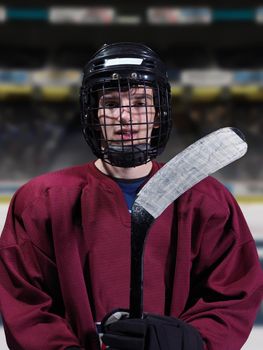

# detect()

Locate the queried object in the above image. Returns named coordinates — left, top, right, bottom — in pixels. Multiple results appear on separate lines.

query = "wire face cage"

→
left=80, top=42, right=172, bottom=167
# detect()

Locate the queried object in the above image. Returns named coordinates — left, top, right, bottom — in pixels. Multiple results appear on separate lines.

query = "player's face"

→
left=97, top=87, right=157, bottom=146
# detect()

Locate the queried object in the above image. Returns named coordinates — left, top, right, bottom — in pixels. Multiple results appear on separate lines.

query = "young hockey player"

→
left=0, top=43, right=262, bottom=350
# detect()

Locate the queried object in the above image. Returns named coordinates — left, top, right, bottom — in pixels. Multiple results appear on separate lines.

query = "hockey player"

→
left=0, top=42, right=262, bottom=350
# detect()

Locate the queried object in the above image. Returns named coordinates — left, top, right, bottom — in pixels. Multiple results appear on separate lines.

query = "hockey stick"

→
left=129, top=127, right=248, bottom=319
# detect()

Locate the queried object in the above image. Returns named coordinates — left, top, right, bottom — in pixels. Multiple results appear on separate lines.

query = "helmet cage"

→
left=80, top=44, right=172, bottom=167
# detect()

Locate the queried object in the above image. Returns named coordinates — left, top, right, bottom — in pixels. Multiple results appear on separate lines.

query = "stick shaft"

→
left=129, top=203, right=154, bottom=318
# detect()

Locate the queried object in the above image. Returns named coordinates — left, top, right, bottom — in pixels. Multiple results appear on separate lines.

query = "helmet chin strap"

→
left=105, top=144, right=154, bottom=168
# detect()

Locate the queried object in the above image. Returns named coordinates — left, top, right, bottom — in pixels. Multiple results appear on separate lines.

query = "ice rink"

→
left=0, top=202, right=262, bottom=349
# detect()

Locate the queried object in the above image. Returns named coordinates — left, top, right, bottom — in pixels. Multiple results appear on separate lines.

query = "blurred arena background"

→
left=0, top=0, right=262, bottom=348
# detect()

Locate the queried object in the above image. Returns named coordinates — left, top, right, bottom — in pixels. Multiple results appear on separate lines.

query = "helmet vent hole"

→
left=111, top=73, right=119, bottom=80
left=143, top=59, right=155, bottom=69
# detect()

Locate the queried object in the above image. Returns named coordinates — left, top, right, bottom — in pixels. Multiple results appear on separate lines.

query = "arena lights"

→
left=0, top=6, right=6, bottom=22
left=147, top=7, right=211, bottom=24
left=181, top=70, right=233, bottom=87
left=0, top=6, right=262, bottom=24
left=49, top=7, right=141, bottom=25
left=255, top=7, right=263, bottom=23
left=49, top=7, right=116, bottom=24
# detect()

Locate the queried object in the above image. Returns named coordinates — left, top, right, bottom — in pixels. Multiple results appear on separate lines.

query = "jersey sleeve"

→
left=0, top=191, right=84, bottom=350
left=179, top=188, right=263, bottom=350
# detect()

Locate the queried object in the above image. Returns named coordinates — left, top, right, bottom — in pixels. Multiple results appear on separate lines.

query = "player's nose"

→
left=119, top=105, right=132, bottom=124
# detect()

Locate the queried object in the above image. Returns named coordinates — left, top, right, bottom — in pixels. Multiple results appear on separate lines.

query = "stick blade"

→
left=135, top=127, right=247, bottom=219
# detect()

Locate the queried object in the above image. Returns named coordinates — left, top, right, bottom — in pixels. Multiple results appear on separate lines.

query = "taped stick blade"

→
left=134, top=127, right=247, bottom=219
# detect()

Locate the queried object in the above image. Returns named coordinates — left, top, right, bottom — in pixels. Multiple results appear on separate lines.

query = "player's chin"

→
left=107, top=139, right=141, bottom=147
left=108, top=141, right=133, bottom=146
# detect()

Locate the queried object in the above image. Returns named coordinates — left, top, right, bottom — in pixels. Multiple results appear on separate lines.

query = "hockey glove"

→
left=101, top=312, right=204, bottom=350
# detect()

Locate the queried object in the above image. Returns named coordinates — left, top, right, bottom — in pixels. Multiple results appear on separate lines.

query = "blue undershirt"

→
left=115, top=177, right=147, bottom=212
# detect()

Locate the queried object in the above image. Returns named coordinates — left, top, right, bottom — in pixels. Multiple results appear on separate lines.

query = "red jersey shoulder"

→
left=180, top=176, right=234, bottom=214
left=12, top=163, right=94, bottom=214
left=191, top=176, right=229, bottom=197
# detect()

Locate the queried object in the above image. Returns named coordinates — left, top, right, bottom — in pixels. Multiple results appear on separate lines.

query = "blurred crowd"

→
left=0, top=99, right=262, bottom=181
left=0, top=101, right=80, bottom=179
left=171, top=100, right=263, bottom=180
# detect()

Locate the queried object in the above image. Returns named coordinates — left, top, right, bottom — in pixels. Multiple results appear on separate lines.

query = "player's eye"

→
left=132, top=100, right=146, bottom=107
left=102, top=100, right=119, bottom=109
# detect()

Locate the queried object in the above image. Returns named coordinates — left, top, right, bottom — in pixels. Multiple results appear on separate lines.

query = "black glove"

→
left=102, top=313, right=204, bottom=350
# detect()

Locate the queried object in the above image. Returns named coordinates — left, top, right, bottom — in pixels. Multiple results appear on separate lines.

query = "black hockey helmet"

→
left=80, top=42, right=172, bottom=167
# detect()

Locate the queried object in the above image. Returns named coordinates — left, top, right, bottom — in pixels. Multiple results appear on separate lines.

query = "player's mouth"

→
left=114, top=128, right=138, bottom=141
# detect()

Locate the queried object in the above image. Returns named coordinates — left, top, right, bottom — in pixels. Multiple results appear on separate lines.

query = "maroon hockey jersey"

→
left=0, top=161, right=262, bottom=350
